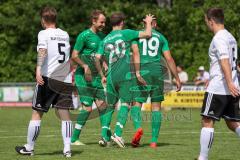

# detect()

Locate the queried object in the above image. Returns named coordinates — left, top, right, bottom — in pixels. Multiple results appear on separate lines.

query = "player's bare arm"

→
left=163, top=51, right=181, bottom=91
left=131, top=43, right=147, bottom=85
left=36, top=48, right=47, bottom=85
left=71, top=50, right=92, bottom=81
left=220, top=58, right=240, bottom=97
left=95, top=54, right=106, bottom=85
left=139, top=14, right=154, bottom=38
left=102, top=57, right=108, bottom=72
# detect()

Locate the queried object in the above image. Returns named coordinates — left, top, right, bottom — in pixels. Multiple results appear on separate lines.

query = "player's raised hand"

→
left=227, top=82, right=240, bottom=97
left=36, top=67, right=44, bottom=85
left=83, top=65, right=92, bottom=82
left=175, top=78, right=182, bottom=92
left=143, top=14, right=155, bottom=24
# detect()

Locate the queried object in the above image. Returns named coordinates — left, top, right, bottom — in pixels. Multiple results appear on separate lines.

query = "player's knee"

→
left=202, top=116, right=214, bottom=128
left=56, top=109, right=71, bottom=121
left=83, top=106, right=93, bottom=112
left=151, top=102, right=161, bottom=111
left=132, top=101, right=142, bottom=107
left=121, top=102, right=131, bottom=108
left=31, top=110, right=44, bottom=120
left=225, top=120, right=239, bottom=132
left=96, top=100, right=107, bottom=108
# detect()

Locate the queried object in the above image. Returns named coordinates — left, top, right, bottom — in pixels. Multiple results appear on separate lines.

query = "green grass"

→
left=0, top=108, right=239, bottom=160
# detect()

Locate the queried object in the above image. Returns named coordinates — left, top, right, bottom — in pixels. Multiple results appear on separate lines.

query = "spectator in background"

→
left=194, top=66, right=210, bottom=86
left=173, top=65, right=188, bottom=84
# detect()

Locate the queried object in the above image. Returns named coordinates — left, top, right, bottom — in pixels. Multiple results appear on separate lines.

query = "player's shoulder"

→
left=57, top=28, right=69, bottom=34
left=213, top=29, right=232, bottom=42
left=101, top=33, right=110, bottom=43
left=121, top=29, right=137, bottom=33
left=75, top=29, right=91, bottom=40
left=38, top=28, right=69, bottom=37
left=80, top=29, right=91, bottom=36
left=55, top=28, right=69, bottom=39
left=153, top=29, right=167, bottom=39
left=101, top=31, right=117, bottom=43
left=38, top=30, right=48, bottom=37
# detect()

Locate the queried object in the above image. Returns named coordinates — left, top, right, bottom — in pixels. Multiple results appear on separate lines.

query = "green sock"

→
left=130, top=106, right=142, bottom=130
left=115, top=105, right=129, bottom=137
left=71, top=109, right=91, bottom=142
left=151, top=111, right=162, bottom=143
left=98, top=107, right=106, bottom=127
left=101, top=105, right=114, bottom=141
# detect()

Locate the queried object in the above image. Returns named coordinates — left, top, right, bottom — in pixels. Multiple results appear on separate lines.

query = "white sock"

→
left=235, top=126, right=240, bottom=137
left=62, top=121, right=72, bottom=153
left=199, top=127, right=214, bottom=160
left=25, top=120, right=41, bottom=151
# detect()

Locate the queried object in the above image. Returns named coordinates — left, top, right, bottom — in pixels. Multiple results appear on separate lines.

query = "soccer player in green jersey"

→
left=71, top=10, right=107, bottom=145
left=95, top=12, right=154, bottom=148
left=131, top=18, right=181, bottom=148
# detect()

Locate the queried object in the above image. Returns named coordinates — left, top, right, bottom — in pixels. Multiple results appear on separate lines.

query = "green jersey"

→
left=97, top=29, right=139, bottom=81
left=74, top=29, right=105, bottom=76
left=132, top=29, right=169, bottom=64
left=131, top=30, right=169, bottom=102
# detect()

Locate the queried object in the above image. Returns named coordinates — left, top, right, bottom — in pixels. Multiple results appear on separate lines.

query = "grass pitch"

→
left=0, top=108, right=239, bottom=160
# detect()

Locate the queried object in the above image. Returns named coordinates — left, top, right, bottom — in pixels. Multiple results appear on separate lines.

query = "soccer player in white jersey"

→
left=15, top=6, right=73, bottom=158
left=198, top=8, right=240, bottom=160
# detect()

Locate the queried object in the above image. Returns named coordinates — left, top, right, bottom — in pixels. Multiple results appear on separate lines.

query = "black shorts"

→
left=201, top=92, right=240, bottom=121
left=32, top=76, right=74, bottom=113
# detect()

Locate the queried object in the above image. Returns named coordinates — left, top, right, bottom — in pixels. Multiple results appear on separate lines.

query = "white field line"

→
left=0, top=131, right=233, bottom=139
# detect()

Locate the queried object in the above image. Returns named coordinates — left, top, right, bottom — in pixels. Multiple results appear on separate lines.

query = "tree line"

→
left=0, top=0, right=239, bottom=82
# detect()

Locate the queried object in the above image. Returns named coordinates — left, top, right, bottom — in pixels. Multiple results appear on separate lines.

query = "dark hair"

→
left=178, top=65, right=184, bottom=69
left=110, top=12, right=125, bottom=26
left=91, top=10, right=105, bottom=22
left=40, top=6, right=57, bottom=24
left=206, top=8, right=224, bottom=24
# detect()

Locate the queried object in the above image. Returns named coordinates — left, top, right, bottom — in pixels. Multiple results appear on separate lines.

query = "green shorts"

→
left=75, top=72, right=105, bottom=106
left=106, top=76, right=136, bottom=105
left=131, top=66, right=165, bottom=103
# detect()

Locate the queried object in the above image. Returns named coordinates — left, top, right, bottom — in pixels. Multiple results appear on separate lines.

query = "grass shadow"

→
left=36, top=150, right=83, bottom=156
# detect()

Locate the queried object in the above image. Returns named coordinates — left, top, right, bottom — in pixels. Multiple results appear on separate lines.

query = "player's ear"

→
left=41, top=18, right=46, bottom=29
left=120, top=20, right=124, bottom=27
left=152, top=21, right=157, bottom=28
left=92, top=18, right=97, bottom=25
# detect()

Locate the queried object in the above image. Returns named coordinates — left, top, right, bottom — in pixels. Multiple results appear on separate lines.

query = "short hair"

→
left=178, top=65, right=184, bottom=70
left=206, top=8, right=224, bottom=24
left=40, top=6, right=57, bottom=24
left=91, top=10, right=105, bottom=22
left=110, top=12, right=125, bottom=26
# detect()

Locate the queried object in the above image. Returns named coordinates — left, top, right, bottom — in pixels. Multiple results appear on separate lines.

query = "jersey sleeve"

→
left=161, top=35, right=170, bottom=52
left=73, top=33, right=85, bottom=52
left=37, top=31, right=47, bottom=51
left=131, top=40, right=138, bottom=45
left=122, top=29, right=140, bottom=41
left=214, top=38, right=229, bottom=59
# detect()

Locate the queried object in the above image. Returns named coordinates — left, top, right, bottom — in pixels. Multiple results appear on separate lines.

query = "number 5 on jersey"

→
left=58, top=43, right=66, bottom=63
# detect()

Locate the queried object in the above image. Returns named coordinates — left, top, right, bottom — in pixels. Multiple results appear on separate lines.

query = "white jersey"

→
left=207, top=29, right=238, bottom=95
left=37, top=28, right=71, bottom=83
